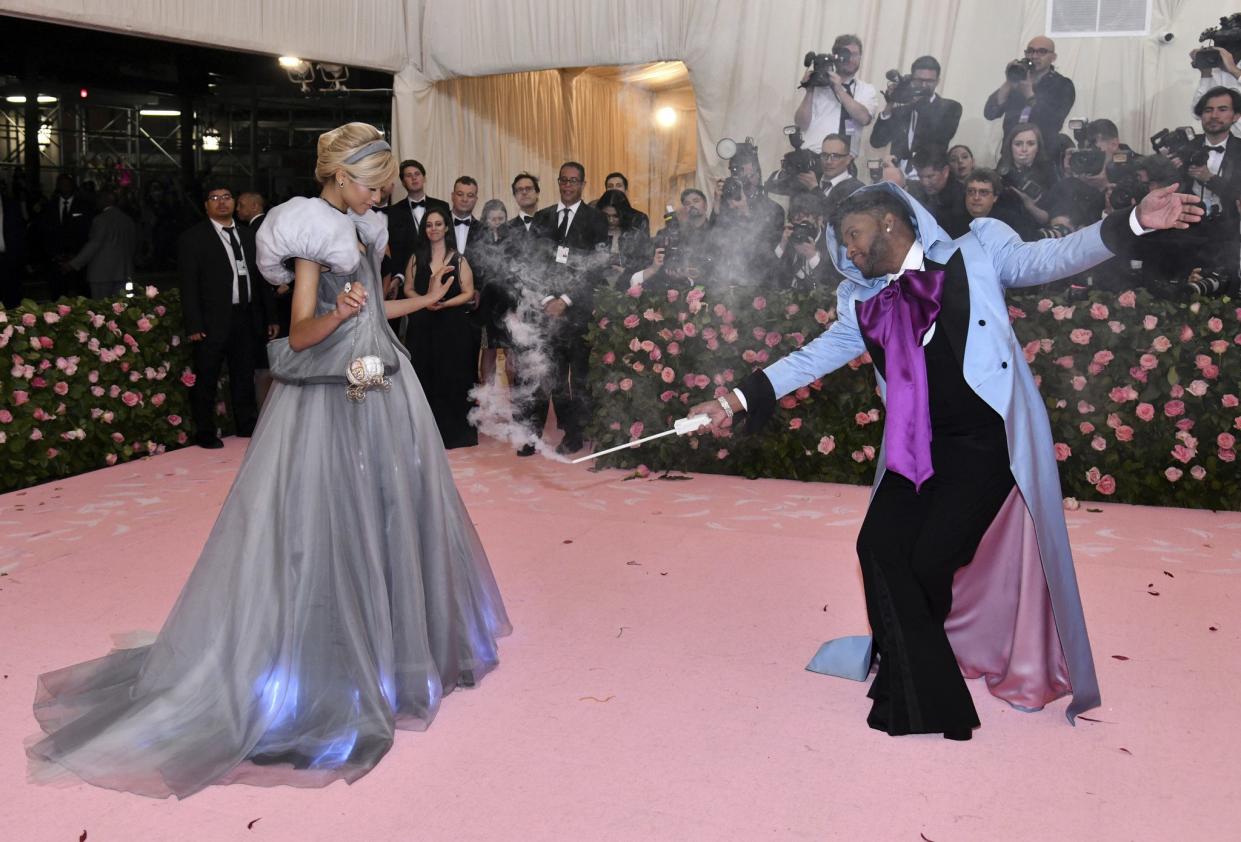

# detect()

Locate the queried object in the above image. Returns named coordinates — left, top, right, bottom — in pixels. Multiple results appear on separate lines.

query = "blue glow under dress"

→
left=27, top=197, right=511, bottom=798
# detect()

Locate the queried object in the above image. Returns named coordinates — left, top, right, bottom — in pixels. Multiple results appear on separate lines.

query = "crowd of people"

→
left=2, top=31, right=1237, bottom=457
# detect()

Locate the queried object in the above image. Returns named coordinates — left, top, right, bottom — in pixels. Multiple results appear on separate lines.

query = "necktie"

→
left=410, top=199, right=426, bottom=208
left=223, top=226, right=249, bottom=307
left=556, top=208, right=571, bottom=242
left=854, top=268, right=945, bottom=491
left=61, top=197, right=69, bottom=223
left=454, top=217, right=471, bottom=226
left=1207, top=145, right=1226, bottom=154
left=838, top=80, right=856, bottom=137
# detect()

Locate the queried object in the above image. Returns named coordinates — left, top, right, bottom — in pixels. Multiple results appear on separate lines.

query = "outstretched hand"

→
left=1136, top=183, right=1205, bottom=231
left=425, top=264, right=455, bottom=305
left=687, top=399, right=733, bottom=436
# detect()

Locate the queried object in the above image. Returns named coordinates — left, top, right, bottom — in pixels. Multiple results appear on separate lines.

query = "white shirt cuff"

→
left=774, top=243, right=785, bottom=259
left=629, top=270, right=646, bottom=287
left=540, top=295, right=555, bottom=305
left=1129, top=208, right=1153, bottom=236
left=806, top=252, right=822, bottom=270
left=559, top=294, right=573, bottom=307
left=732, top=388, right=748, bottom=411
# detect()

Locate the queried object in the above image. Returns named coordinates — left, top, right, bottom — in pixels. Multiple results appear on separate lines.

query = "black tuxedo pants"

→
left=190, top=304, right=259, bottom=439
left=520, top=325, right=590, bottom=443
left=855, top=424, right=1014, bottom=736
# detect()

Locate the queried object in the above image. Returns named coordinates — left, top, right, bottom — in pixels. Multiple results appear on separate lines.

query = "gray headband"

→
left=343, top=139, right=391, bottom=164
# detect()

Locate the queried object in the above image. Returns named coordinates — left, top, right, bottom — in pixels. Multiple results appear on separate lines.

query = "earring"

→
left=338, top=181, right=345, bottom=189
left=886, top=226, right=891, bottom=232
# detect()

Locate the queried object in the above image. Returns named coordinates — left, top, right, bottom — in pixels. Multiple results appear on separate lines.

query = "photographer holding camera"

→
left=715, top=144, right=785, bottom=251
left=794, top=35, right=881, bottom=156
left=983, top=36, right=1076, bottom=146
left=870, top=56, right=962, bottom=178
left=630, top=188, right=714, bottom=293
left=1191, top=14, right=1241, bottom=139
left=907, top=144, right=971, bottom=236
left=773, top=191, right=834, bottom=291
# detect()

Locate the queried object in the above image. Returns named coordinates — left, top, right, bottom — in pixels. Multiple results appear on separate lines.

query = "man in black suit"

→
left=604, top=171, right=651, bottom=235
left=449, top=176, right=483, bottom=257
left=509, top=172, right=542, bottom=235
left=1, top=189, right=27, bottom=308
left=908, top=145, right=971, bottom=237
left=1180, top=87, right=1241, bottom=273
left=38, top=173, right=94, bottom=299
left=518, top=161, right=609, bottom=456
left=817, top=134, right=865, bottom=221
left=983, top=36, right=1075, bottom=145
left=384, top=159, right=450, bottom=278
left=177, top=182, right=277, bottom=448
left=870, top=56, right=962, bottom=179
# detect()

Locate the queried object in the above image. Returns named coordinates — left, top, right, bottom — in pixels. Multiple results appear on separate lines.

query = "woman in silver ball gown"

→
left=27, top=123, right=511, bottom=799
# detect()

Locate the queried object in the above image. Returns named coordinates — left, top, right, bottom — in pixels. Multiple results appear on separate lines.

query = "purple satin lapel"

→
left=855, top=268, right=945, bottom=491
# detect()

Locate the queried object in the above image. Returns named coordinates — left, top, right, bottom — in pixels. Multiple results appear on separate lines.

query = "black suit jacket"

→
left=177, top=219, right=275, bottom=339
left=984, top=69, right=1075, bottom=146
left=869, top=94, right=963, bottom=162
left=529, top=202, right=609, bottom=327
left=384, top=195, right=451, bottom=277
left=38, top=193, right=93, bottom=258
left=1184, top=134, right=1241, bottom=226
left=448, top=214, right=484, bottom=258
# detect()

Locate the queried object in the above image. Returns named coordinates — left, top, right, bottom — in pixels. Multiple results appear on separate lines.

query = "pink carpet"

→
left=1, top=437, right=1238, bottom=840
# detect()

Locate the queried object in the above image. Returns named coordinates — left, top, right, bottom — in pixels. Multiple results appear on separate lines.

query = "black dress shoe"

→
left=943, top=728, right=973, bottom=741
left=516, top=444, right=536, bottom=457
left=235, top=429, right=254, bottom=439
left=196, top=436, right=224, bottom=450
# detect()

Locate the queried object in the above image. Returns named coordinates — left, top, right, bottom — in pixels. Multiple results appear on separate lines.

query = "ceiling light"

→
left=656, top=106, right=678, bottom=128
left=5, top=94, right=58, bottom=104
left=202, top=125, right=221, bottom=152
left=140, top=109, right=181, bottom=117
left=278, top=56, right=304, bottom=68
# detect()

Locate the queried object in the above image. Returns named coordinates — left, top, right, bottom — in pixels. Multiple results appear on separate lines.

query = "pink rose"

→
left=53, top=381, right=69, bottom=396
left=1220, top=449, right=1237, bottom=463
left=1108, top=321, right=1124, bottom=334
left=1219, top=433, right=1237, bottom=450
left=851, top=450, right=866, bottom=463
left=716, top=448, right=729, bottom=460
left=1212, top=339, right=1229, bottom=354
left=1077, top=400, right=1095, bottom=415
left=752, top=296, right=766, bottom=311
left=167, top=414, right=182, bottom=426
left=1170, top=384, right=1185, bottom=398
left=667, top=342, right=681, bottom=356
left=693, top=374, right=710, bottom=389
left=1069, top=328, right=1093, bottom=345
left=816, top=435, right=836, bottom=455
left=180, top=371, right=196, bottom=387
left=682, top=322, right=697, bottom=338
left=1117, top=290, right=1136, bottom=308
left=789, top=418, right=803, bottom=430
left=1180, top=325, right=1194, bottom=343
left=1108, top=386, right=1137, bottom=403
left=604, top=382, right=618, bottom=393
left=1208, top=317, right=1224, bottom=333
left=13, top=390, right=28, bottom=405
left=110, top=431, right=124, bottom=443
left=660, top=367, right=675, bottom=383
left=1165, top=467, right=1183, bottom=482
left=1152, top=335, right=1171, bottom=352
left=29, top=428, right=43, bottom=441
left=765, top=332, right=781, bottom=348
left=623, top=314, right=640, bottom=329
left=619, top=378, right=633, bottom=392
left=145, top=285, right=159, bottom=298
left=1223, top=394, right=1240, bottom=408
left=1172, top=444, right=1194, bottom=464
left=1086, top=467, right=1102, bottom=485
left=1143, top=315, right=1158, bottom=330
left=1091, top=436, right=1107, bottom=452
left=631, top=362, right=645, bottom=373
left=0, top=409, right=10, bottom=423
left=1187, top=380, right=1209, bottom=397
left=666, top=289, right=680, bottom=303
left=1037, top=298, right=1053, bottom=312
left=602, top=351, right=616, bottom=365
left=21, top=313, right=36, bottom=327
left=785, top=304, right=800, bottom=316
left=629, top=421, right=644, bottom=439
left=779, top=396, right=798, bottom=410
left=862, top=445, right=875, bottom=461
left=39, top=336, right=53, bottom=349
left=1096, top=475, right=1116, bottom=495
left=1191, top=466, right=1207, bottom=480
left=1054, top=355, right=1075, bottom=369
left=1079, top=422, right=1095, bottom=435
left=658, top=389, right=675, bottom=402
left=1052, top=305, right=1075, bottom=321
left=854, top=412, right=871, bottom=426
left=112, top=302, right=125, bottom=315
left=121, top=391, right=140, bottom=407
left=1202, top=364, right=1220, bottom=380
left=1139, top=353, right=1159, bottom=371
left=1115, top=426, right=1134, bottom=442
left=1176, top=419, right=1195, bottom=433
left=1071, top=375, right=1087, bottom=391
left=626, top=286, right=642, bottom=298
left=1164, top=400, right=1185, bottom=418
left=1091, top=350, right=1114, bottom=366
left=752, top=327, right=767, bottom=341
left=814, top=308, right=831, bottom=325
left=1089, top=302, right=1109, bottom=320
left=1054, top=442, right=1071, bottom=461
left=43, top=311, right=60, bottom=324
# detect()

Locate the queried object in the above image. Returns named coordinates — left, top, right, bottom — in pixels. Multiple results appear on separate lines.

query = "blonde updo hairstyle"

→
left=314, top=122, right=397, bottom=189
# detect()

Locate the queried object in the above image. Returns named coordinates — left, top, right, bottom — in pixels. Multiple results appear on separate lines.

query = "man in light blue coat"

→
left=692, top=182, right=1202, bottom=740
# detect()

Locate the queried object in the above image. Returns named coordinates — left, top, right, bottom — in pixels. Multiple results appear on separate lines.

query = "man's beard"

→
left=859, top=230, right=896, bottom=279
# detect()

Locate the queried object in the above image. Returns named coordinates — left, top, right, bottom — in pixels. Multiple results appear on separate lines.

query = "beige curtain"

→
left=392, top=65, right=697, bottom=221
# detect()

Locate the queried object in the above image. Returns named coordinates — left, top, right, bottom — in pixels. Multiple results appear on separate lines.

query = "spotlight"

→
left=202, top=125, right=221, bottom=152
left=37, top=122, right=52, bottom=150
left=5, top=94, right=58, bottom=104
left=282, top=57, right=315, bottom=93
left=318, top=63, right=350, bottom=92
left=655, top=106, right=678, bottom=128
left=278, top=55, right=304, bottom=68
left=139, top=109, right=181, bottom=117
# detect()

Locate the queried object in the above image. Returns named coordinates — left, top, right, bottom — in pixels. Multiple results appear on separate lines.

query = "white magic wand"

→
left=570, top=414, right=712, bottom=464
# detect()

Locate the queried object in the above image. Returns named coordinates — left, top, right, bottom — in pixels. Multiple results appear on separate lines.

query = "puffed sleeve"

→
left=255, top=196, right=361, bottom=286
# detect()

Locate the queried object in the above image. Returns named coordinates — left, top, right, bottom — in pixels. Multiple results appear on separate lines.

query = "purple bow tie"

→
left=855, top=268, right=945, bottom=491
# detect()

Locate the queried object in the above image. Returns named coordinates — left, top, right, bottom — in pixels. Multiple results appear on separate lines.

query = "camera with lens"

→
left=1066, top=118, right=1107, bottom=175
left=1187, top=267, right=1235, bottom=297
left=720, top=176, right=745, bottom=203
left=1150, top=126, right=1209, bottom=168
left=802, top=50, right=847, bottom=89
left=764, top=126, right=824, bottom=196
left=1036, top=222, right=1073, bottom=239
left=1002, top=169, right=1045, bottom=201
left=1193, top=13, right=1241, bottom=70
left=883, top=70, right=917, bottom=105
left=1006, top=57, right=1035, bottom=84
left=788, top=220, right=821, bottom=247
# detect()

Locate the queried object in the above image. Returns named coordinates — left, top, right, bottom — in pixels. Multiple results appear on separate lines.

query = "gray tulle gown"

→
left=27, top=197, right=511, bottom=799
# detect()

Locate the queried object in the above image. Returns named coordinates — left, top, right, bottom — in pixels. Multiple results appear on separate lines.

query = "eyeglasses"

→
left=557, top=177, right=582, bottom=185
left=1024, top=47, right=1052, bottom=56
left=821, top=152, right=851, bottom=161
left=206, top=194, right=233, bottom=202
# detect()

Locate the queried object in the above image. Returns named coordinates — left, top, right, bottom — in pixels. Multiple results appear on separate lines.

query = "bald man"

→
left=984, top=35, right=1076, bottom=144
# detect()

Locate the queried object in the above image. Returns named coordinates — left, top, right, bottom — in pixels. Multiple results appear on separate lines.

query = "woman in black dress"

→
left=402, top=207, right=479, bottom=448
left=595, top=189, right=653, bottom=289
left=997, top=124, right=1059, bottom=228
